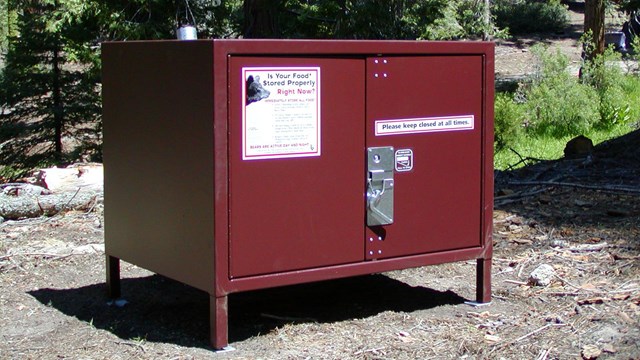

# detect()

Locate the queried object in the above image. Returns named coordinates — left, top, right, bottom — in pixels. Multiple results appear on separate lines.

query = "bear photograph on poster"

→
left=245, top=75, right=270, bottom=105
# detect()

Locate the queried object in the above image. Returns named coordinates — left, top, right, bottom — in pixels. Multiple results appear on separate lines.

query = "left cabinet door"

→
left=229, top=57, right=366, bottom=278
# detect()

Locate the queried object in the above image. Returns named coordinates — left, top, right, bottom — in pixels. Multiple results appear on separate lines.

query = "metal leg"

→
left=210, top=295, right=229, bottom=350
left=106, top=255, right=121, bottom=299
left=476, top=257, right=492, bottom=303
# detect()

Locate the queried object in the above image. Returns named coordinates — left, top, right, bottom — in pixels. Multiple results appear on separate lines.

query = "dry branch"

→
left=551, top=242, right=609, bottom=253
left=508, top=180, right=640, bottom=194
left=536, top=348, right=552, bottom=360
left=0, top=252, right=77, bottom=261
left=506, top=324, right=567, bottom=346
left=260, top=313, right=318, bottom=323
left=567, top=242, right=608, bottom=252
left=354, top=347, right=385, bottom=355
left=114, top=340, right=146, bottom=352
left=504, top=279, right=528, bottom=285
left=494, top=187, right=551, bottom=205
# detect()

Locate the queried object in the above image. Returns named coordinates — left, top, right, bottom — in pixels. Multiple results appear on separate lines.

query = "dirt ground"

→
left=1, top=6, right=640, bottom=360
left=3, top=133, right=639, bottom=360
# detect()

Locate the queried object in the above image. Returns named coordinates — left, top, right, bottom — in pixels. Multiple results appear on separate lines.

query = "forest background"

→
left=1, top=0, right=640, bottom=180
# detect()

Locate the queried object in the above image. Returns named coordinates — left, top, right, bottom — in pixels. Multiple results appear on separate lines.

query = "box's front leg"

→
left=210, top=295, right=229, bottom=350
left=106, top=255, right=121, bottom=299
left=476, top=257, right=491, bottom=304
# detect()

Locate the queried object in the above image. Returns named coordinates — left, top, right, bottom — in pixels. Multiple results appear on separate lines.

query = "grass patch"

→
left=494, top=124, right=636, bottom=170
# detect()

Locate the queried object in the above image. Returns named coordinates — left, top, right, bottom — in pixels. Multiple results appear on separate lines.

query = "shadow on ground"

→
left=494, top=129, right=640, bottom=232
left=28, top=274, right=465, bottom=349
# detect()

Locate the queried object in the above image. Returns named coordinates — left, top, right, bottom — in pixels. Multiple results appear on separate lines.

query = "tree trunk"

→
left=584, top=0, right=605, bottom=60
left=243, top=0, right=281, bottom=38
left=484, top=0, right=491, bottom=41
left=50, top=0, right=63, bottom=157
left=52, top=34, right=63, bottom=156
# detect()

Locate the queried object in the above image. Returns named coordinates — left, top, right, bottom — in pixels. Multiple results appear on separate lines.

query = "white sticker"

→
left=375, top=115, right=474, bottom=136
left=242, top=67, right=321, bottom=160
left=395, top=149, right=414, bottom=172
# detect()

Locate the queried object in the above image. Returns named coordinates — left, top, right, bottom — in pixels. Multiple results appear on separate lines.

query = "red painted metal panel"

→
left=365, top=56, right=484, bottom=259
left=229, top=57, right=365, bottom=278
left=224, top=246, right=487, bottom=294
left=212, top=39, right=493, bottom=58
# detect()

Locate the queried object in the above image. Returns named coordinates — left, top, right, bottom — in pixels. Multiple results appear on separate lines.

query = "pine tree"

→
left=0, top=0, right=101, bottom=179
left=1, top=0, right=16, bottom=55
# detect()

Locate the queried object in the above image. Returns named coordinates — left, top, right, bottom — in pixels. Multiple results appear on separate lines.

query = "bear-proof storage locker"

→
left=102, top=39, right=494, bottom=349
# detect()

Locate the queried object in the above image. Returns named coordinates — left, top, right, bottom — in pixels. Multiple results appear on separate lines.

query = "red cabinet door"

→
left=229, top=55, right=486, bottom=276
left=365, top=56, right=485, bottom=259
left=229, top=57, right=365, bottom=278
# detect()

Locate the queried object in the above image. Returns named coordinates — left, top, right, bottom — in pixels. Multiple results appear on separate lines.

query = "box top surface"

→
left=103, top=38, right=494, bottom=56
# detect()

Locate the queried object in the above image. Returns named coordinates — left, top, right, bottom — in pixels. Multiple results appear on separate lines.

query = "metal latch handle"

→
left=366, top=147, right=394, bottom=226
left=367, top=178, right=394, bottom=224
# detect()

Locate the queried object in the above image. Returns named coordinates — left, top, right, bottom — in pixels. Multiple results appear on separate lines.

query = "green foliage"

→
left=98, top=0, right=176, bottom=40
left=280, top=0, right=410, bottom=39
left=581, top=46, right=639, bottom=130
left=521, top=46, right=599, bottom=137
left=598, top=88, right=632, bottom=129
left=276, top=0, right=506, bottom=40
left=615, top=0, right=640, bottom=13
left=457, top=0, right=508, bottom=39
left=524, top=77, right=600, bottom=137
left=618, top=75, right=640, bottom=126
left=419, top=0, right=507, bottom=40
left=631, top=36, right=640, bottom=61
left=92, top=0, right=239, bottom=40
left=493, top=44, right=640, bottom=169
left=494, top=92, right=523, bottom=151
left=0, top=0, right=239, bottom=179
left=418, top=1, right=466, bottom=40
left=493, top=0, right=569, bottom=34
left=0, top=0, right=19, bottom=56
left=500, top=44, right=639, bottom=140
left=278, top=0, right=429, bottom=39
left=0, top=0, right=101, bottom=179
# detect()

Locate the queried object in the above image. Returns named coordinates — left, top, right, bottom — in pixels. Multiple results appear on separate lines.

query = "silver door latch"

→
left=367, top=147, right=394, bottom=226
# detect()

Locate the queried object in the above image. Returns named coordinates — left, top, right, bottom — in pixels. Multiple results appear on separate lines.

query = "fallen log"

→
left=36, top=164, right=103, bottom=193
left=0, top=164, right=104, bottom=220
left=0, top=188, right=102, bottom=220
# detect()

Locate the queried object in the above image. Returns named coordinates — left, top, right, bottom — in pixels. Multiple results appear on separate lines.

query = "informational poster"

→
left=375, top=115, right=474, bottom=136
left=242, top=67, right=321, bottom=160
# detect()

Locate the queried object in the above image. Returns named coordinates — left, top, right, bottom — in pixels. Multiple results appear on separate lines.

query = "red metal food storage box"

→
left=102, top=39, right=494, bottom=349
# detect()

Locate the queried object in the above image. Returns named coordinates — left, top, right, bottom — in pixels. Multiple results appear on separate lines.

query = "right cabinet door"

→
left=365, top=55, right=485, bottom=260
